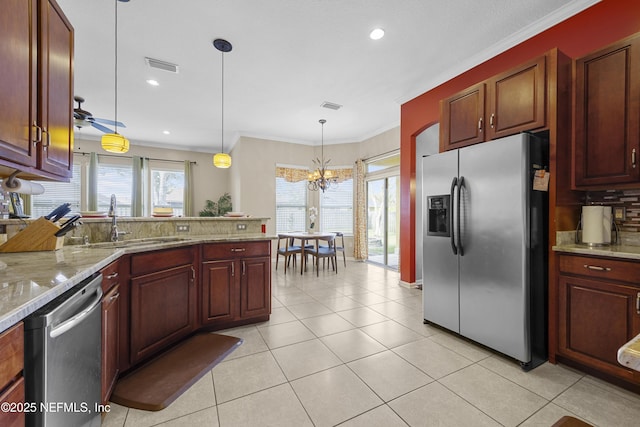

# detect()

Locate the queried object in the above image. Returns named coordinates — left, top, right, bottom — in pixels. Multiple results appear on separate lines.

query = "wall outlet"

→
left=176, top=224, right=190, bottom=232
left=236, top=224, right=247, bottom=231
left=614, top=206, right=626, bottom=221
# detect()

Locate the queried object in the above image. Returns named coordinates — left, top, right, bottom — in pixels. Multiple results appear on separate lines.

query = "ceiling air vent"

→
left=144, top=57, right=179, bottom=73
left=320, top=101, right=342, bottom=110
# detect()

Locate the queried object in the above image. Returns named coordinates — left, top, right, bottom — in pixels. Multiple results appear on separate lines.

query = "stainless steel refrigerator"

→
left=422, top=132, right=548, bottom=370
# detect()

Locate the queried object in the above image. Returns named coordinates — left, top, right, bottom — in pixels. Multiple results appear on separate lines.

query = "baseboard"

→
left=399, top=280, right=421, bottom=289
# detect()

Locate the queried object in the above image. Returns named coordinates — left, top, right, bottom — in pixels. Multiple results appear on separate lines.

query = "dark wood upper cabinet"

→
left=0, top=0, right=73, bottom=181
left=38, top=0, right=74, bottom=179
left=0, top=0, right=38, bottom=170
left=486, top=56, right=546, bottom=140
left=573, top=34, right=640, bottom=188
left=440, top=55, right=546, bottom=151
left=440, top=83, right=486, bottom=150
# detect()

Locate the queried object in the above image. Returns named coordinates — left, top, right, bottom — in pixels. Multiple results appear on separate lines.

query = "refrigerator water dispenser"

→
left=427, top=195, right=450, bottom=236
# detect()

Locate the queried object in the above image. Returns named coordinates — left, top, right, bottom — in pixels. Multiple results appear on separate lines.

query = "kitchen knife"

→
left=45, top=203, right=71, bottom=222
left=54, top=215, right=82, bottom=237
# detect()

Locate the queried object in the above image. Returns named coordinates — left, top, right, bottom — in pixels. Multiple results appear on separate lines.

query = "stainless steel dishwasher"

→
left=24, top=272, right=103, bottom=427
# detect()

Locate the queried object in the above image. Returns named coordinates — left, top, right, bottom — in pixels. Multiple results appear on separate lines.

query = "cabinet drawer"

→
left=0, top=377, right=25, bottom=427
left=131, top=247, right=194, bottom=277
left=101, top=260, right=120, bottom=293
left=203, top=241, right=270, bottom=260
left=559, top=254, right=640, bottom=284
left=0, top=323, right=23, bottom=388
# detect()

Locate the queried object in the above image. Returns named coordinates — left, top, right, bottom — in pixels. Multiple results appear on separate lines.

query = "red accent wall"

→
left=400, top=0, right=640, bottom=284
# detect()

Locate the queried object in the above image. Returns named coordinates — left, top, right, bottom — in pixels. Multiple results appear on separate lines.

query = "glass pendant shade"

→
left=101, top=133, right=130, bottom=153
left=213, top=152, right=232, bottom=168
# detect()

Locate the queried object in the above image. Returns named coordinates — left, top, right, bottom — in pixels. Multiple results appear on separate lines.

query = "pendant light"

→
left=308, top=119, right=338, bottom=192
left=101, top=0, right=129, bottom=153
left=213, top=38, right=232, bottom=168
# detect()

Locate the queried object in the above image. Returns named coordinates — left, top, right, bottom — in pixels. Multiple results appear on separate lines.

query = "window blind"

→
left=275, top=176, right=307, bottom=232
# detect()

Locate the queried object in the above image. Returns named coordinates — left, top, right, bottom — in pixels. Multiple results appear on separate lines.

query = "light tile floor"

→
left=102, top=260, right=640, bottom=427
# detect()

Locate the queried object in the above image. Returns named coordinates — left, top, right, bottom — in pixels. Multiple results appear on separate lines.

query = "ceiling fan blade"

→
left=91, top=122, right=115, bottom=134
left=92, top=117, right=126, bottom=128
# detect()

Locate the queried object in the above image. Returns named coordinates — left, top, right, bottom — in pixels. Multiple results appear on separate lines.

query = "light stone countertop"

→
left=552, top=230, right=640, bottom=261
left=0, top=234, right=274, bottom=333
left=551, top=243, right=640, bottom=261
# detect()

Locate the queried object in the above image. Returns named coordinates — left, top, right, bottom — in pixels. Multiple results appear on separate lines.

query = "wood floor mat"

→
left=111, top=333, right=243, bottom=411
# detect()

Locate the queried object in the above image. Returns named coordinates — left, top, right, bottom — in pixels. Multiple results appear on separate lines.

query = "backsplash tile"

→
left=584, top=189, right=640, bottom=233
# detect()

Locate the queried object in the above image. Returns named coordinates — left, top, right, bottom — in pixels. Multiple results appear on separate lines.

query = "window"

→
left=151, top=166, right=184, bottom=216
left=320, top=178, right=353, bottom=234
left=30, top=163, right=82, bottom=217
left=275, top=177, right=307, bottom=232
left=98, top=163, right=132, bottom=216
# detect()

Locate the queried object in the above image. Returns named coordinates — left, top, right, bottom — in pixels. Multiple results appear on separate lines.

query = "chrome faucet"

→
left=109, top=194, right=119, bottom=241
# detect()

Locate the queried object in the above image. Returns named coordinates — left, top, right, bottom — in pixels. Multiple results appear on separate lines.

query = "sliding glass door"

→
left=366, top=161, right=400, bottom=269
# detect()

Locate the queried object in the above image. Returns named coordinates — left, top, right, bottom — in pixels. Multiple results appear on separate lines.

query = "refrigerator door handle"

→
left=458, top=176, right=465, bottom=256
left=450, top=177, right=458, bottom=255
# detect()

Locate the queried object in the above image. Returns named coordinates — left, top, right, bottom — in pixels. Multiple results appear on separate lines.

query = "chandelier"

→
left=308, top=119, right=338, bottom=192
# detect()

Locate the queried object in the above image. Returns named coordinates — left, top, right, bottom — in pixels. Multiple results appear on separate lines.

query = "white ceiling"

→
left=57, top=0, right=598, bottom=152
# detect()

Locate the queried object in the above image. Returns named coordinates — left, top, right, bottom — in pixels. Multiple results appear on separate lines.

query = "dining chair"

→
left=306, top=235, right=337, bottom=276
left=276, top=234, right=302, bottom=274
left=319, top=232, right=346, bottom=268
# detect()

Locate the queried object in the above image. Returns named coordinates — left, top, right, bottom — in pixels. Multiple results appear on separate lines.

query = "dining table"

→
left=279, top=231, right=336, bottom=274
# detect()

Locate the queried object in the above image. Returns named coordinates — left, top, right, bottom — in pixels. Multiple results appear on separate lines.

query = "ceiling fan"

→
left=73, top=95, right=126, bottom=133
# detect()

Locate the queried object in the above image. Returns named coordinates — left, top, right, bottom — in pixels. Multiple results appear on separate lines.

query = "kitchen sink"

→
left=87, top=236, right=191, bottom=249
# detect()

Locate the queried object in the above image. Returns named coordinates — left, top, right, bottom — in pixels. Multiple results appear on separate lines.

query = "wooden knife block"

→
left=0, top=217, right=64, bottom=253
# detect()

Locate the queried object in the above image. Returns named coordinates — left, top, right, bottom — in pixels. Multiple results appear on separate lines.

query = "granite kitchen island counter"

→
left=0, top=233, right=274, bottom=332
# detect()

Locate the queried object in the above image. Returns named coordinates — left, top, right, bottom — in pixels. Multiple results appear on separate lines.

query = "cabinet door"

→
left=487, top=56, right=546, bottom=140
left=558, top=274, right=640, bottom=381
left=574, top=35, right=640, bottom=187
left=38, top=0, right=74, bottom=178
left=240, top=256, right=271, bottom=319
left=440, top=83, right=486, bottom=150
left=101, top=284, right=120, bottom=405
left=130, top=264, right=197, bottom=364
left=0, top=0, right=38, bottom=169
left=201, top=259, right=237, bottom=324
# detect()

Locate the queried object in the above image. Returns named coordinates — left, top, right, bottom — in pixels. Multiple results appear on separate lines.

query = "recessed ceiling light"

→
left=146, top=79, right=159, bottom=86
left=369, top=28, right=385, bottom=40
left=162, top=130, right=170, bottom=135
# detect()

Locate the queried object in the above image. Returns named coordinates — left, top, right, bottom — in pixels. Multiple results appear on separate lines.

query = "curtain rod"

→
left=361, top=148, right=400, bottom=163
left=76, top=151, right=196, bottom=165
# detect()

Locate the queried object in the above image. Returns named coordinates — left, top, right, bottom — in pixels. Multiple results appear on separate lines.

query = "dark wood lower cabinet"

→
left=128, top=246, right=198, bottom=366
left=556, top=254, right=640, bottom=387
left=101, top=284, right=120, bottom=405
left=202, top=259, right=236, bottom=323
left=240, top=256, right=271, bottom=319
left=106, top=241, right=270, bottom=378
left=201, top=241, right=271, bottom=329
left=130, top=263, right=197, bottom=365
left=0, top=323, right=24, bottom=427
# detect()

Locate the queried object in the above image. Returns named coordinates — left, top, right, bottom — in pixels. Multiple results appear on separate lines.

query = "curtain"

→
left=88, top=152, right=98, bottom=211
left=275, top=166, right=309, bottom=182
left=353, top=159, right=367, bottom=260
left=183, top=160, right=194, bottom=216
left=276, top=165, right=352, bottom=183
left=131, top=156, right=144, bottom=216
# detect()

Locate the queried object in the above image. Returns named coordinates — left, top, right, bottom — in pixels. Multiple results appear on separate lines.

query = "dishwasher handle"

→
left=49, top=287, right=103, bottom=338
